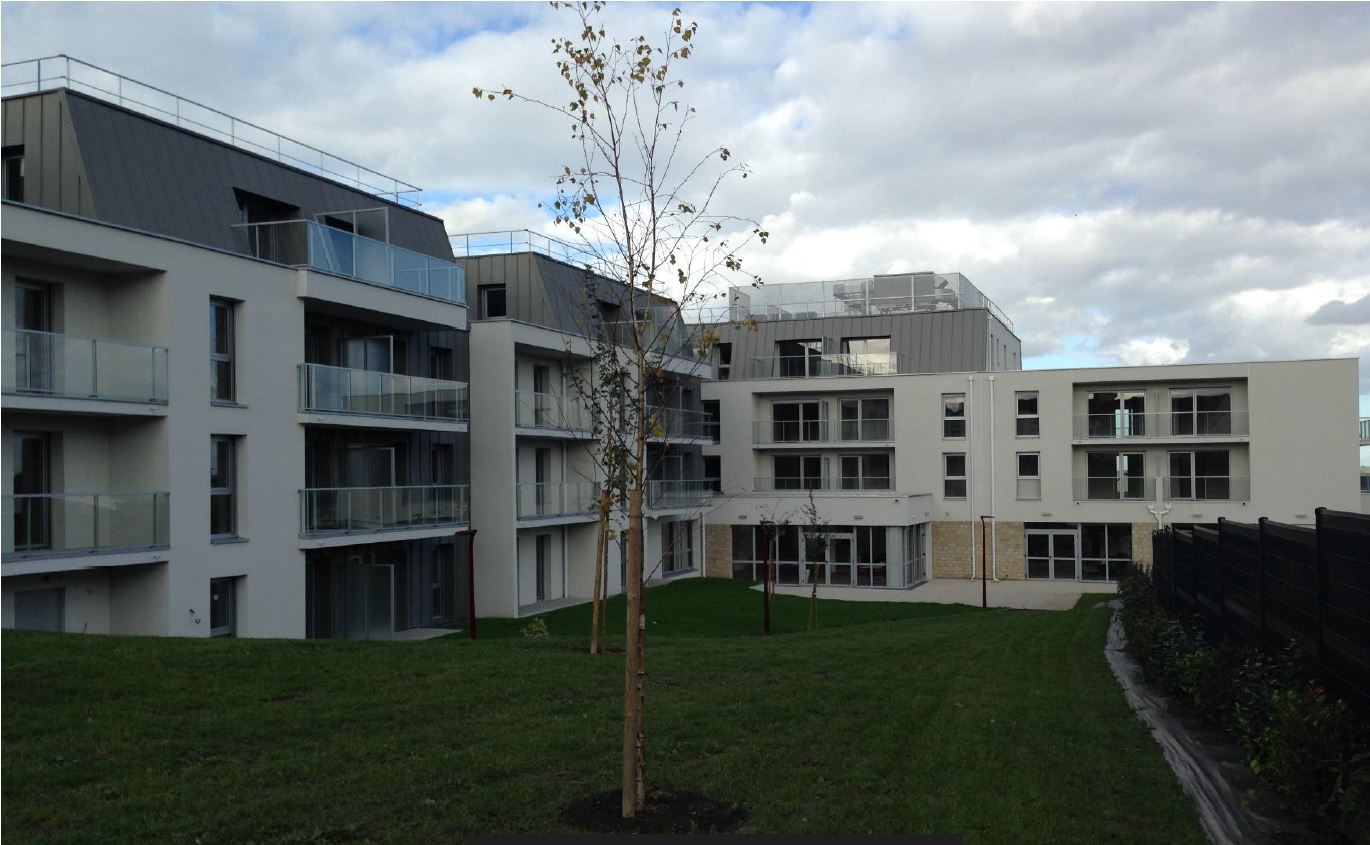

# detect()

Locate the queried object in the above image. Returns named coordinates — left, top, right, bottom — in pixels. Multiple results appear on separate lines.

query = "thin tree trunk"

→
left=622, top=483, right=645, bottom=818
left=590, top=488, right=610, bottom=655
left=808, top=565, right=818, bottom=631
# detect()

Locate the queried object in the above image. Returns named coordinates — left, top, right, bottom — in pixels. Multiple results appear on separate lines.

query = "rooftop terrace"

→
left=1, top=55, right=423, bottom=207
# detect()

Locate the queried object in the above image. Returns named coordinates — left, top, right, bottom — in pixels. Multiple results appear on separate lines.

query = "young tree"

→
left=800, top=490, right=830, bottom=631
left=476, top=2, right=766, bottom=818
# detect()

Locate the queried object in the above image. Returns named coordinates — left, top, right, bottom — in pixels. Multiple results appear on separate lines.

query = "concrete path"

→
left=764, top=578, right=1116, bottom=611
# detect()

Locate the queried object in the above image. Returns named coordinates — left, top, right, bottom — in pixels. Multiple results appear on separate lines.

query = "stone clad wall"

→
left=704, top=524, right=732, bottom=578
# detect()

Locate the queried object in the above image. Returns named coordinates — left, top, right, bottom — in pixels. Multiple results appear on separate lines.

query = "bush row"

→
left=1117, top=568, right=1370, bottom=842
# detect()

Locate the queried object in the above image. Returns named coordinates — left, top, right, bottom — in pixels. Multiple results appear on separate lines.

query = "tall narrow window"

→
left=2, top=145, right=24, bottom=203
left=703, top=400, right=721, bottom=444
left=210, top=436, right=238, bottom=538
left=943, top=393, right=966, bottom=438
left=943, top=453, right=967, bottom=499
left=13, top=432, right=52, bottom=551
left=1016, top=452, right=1041, bottom=500
left=210, top=298, right=236, bottom=403
left=1015, top=391, right=1039, bottom=437
left=210, top=577, right=237, bottom=637
left=535, top=534, right=550, bottom=602
left=716, top=343, right=732, bottom=381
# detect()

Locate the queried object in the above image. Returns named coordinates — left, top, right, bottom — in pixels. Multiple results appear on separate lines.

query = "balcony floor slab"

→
left=3, top=394, right=167, bottom=417
left=297, top=412, right=468, bottom=434
left=299, top=524, right=470, bottom=549
left=2, top=547, right=169, bottom=576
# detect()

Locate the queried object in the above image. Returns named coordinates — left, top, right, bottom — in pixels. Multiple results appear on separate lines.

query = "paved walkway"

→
left=764, top=578, right=1117, bottom=611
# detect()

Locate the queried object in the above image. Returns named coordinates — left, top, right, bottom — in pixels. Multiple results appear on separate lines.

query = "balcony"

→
left=1360, top=417, right=1370, bottom=445
left=652, top=406, right=712, bottom=442
left=645, top=480, right=715, bottom=510
left=747, top=352, right=904, bottom=379
left=2, top=329, right=168, bottom=407
left=712, top=272, right=1013, bottom=328
left=1165, top=476, right=1251, bottom=502
left=516, top=481, right=598, bottom=521
left=515, top=391, right=593, bottom=435
left=1072, top=411, right=1249, bottom=440
left=751, top=417, right=893, bottom=445
left=237, top=220, right=465, bottom=304
left=752, top=476, right=893, bottom=493
left=1073, top=476, right=1154, bottom=501
left=3, top=492, right=170, bottom=562
left=299, top=485, right=470, bottom=537
left=299, top=364, right=468, bottom=427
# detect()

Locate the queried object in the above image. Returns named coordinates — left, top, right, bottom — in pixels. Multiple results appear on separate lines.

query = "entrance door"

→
left=13, top=432, right=51, bottom=551
left=826, top=532, right=855, bottom=586
left=343, top=558, right=394, bottom=640
left=210, top=578, right=237, bottom=637
left=1025, top=528, right=1080, bottom=580
left=14, top=283, right=53, bottom=393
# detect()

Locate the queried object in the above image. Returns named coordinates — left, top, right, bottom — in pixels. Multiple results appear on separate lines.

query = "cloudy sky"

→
left=5, top=2, right=1369, bottom=413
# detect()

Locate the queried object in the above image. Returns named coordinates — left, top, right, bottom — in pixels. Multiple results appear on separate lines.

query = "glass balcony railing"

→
left=645, top=480, right=715, bottom=510
left=751, top=477, right=893, bottom=493
left=1166, top=476, right=1251, bottom=501
left=299, top=485, right=469, bottom=536
left=3, top=492, right=170, bottom=560
left=1073, top=411, right=1249, bottom=439
left=236, top=220, right=465, bottom=304
left=1073, top=476, right=1155, bottom=501
left=751, top=417, right=893, bottom=445
left=651, top=406, right=712, bottom=440
left=516, top=481, right=599, bottom=520
left=2, top=329, right=168, bottom=404
left=1360, top=418, right=1370, bottom=442
left=748, top=352, right=903, bottom=379
left=299, top=364, right=468, bottom=423
left=514, top=391, right=594, bottom=433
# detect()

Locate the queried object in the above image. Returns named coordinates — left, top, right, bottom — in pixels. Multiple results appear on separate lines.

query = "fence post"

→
left=1170, top=527, right=1178, bottom=609
left=1216, top=518, right=1226, bottom=642
left=1314, top=507, right=1327, bottom=675
left=1257, top=517, right=1268, bottom=648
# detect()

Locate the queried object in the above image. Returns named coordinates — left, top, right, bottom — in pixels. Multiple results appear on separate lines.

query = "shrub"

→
left=1117, top=569, right=1370, bottom=840
left=520, top=617, right=550, bottom=640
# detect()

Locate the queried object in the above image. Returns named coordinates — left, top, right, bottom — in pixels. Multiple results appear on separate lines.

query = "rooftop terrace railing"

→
left=709, top=273, right=1013, bottom=328
left=236, top=220, right=465, bottom=304
left=1, top=55, right=423, bottom=206
left=747, top=352, right=904, bottom=379
left=450, top=229, right=600, bottom=266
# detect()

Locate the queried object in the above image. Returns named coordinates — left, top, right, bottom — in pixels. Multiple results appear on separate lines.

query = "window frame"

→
left=209, top=298, right=237, bottom=403
left=1168, top=449, right=1231, bottom=500
left=942, top=393, right=966, bottom=439
left=1016, top=452, right=1041, bottom=500
left=1169, top=387, right=1233, bottom=436
left=1015, top=390, right=1040, bottom=437
left=839, top=453, right=891, bottom=491
left=943, top=452, right=967, bottom=499
left=481, top=285, right=507, bottom=319
left=210, top=435, right=239, bottom=539
left=2, top=145, right=24, bottom=203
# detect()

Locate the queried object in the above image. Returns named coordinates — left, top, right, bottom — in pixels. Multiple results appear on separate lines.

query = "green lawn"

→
left=2, top=579, right=1202, bottom=844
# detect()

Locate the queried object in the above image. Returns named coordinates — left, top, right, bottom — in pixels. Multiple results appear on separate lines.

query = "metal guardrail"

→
left=1070, top=476, right=1251, bottom=502
left=3, top=491, right=170, bottom=559
left=515, top=391, right=594, bottom=433
left=747, top=352, right=904, bottom=379
left=300, top=485, right=469, bottom=536
left=751, top=418, right=893, bottom=444
left=235, top=220, right=465, bottom=304
left=299, top=364, right=467, bottom=423
left=0, top=55, right=422, bottom=206
left=1072, top=411, right=1250, bottom=439
left=2, top=328, right=168, bottom=403
left=449, top=229, right=599, bottom=266
left=516, top=481, right=598, bottom=520
left=752, top=476, right=893, bottom=492
left=645, top=480, right=715, bottom=509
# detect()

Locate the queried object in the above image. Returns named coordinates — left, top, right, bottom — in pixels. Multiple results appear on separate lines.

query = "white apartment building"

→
left=699, top=278, right=1363, bottom=587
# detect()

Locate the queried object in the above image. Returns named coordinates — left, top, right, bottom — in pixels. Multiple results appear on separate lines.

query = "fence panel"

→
left=1151, top=509, right=1369, bottom=713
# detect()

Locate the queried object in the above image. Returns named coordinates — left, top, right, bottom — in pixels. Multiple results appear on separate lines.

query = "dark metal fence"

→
left=1151, top=508, right=1370, bottom=712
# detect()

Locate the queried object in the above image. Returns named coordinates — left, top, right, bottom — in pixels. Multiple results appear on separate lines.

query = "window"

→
left=1086, top=391, right=1146, bottom=437
left=1080, top=524, right=1132, bottom=582
left=855, top=526, right=887, bottom=586
left=773, top=454, right=823, bottom=490
left=1171, top=388, right=1232, bottom=435
left=481, top=285, right=507, bottom=319
left=1084, top=452, right=1145, bottom=500
left=12, top=432, right=52, bottom=551
left=1169, top=450, right=1232, bottom=500
left=771, top=401, right=824, bottom=443
left=776, top=339, right=823, bottom=378
left=1015, top=391, right=1040, bottom=436
left=840, top=336, right=892, bottom=374
left=210, top=298, right=236, bottom=403
left=840, top=453, right=890, bottom=490
left=716, top=343, right=732, bottom=381
left=704, top=456, right=721, bottom=492
left=663, top=521, right=694, bottom=574
left=3, top=145, right=24, bottom=203
left=943, top=393, right=966, bottom=438
left=943, top=453, right=966, bottom=498
left=210, top=578, right=237, bottom=637
left=14, top=282, right=53, bottom=393
left=210, top=436, right=238, bottom=538
left=703, top=400, right=721, bottom=443
left=840, top=397, right=890, bottom=441
left=535, top=534, right=550, bottom=602
left=1016, top=452, right=1041, bottom=500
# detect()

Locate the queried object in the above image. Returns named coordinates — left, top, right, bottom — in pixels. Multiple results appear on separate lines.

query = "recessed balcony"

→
left=751, top=476, right=893, bottom=493
left=299, top=485, right=470, bottom=540
left=645, top=480, right=714, bottom=511
left=237, top=220, right=465, bottom=304
left=516, top=481, right=598, bottom=522
left=2, top=328, right=168, bottom=413
left=3, top=491, right=170, bottom=568
left=514, top=391, right=593, bottom=437
left=298, top=363, right=468, bottom=430
left=751, top=418, right=893, bottom=446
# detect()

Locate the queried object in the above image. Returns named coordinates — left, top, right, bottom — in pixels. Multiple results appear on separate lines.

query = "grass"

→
left=2, top=578, right=1203, bottom=844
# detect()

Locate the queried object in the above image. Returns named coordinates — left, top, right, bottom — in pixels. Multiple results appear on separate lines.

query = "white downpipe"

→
left=966, top=374, right=976, bottom=580
left=1147, top=474, right=1172, bottom=529
left=988, top=374, right=999, bottom=580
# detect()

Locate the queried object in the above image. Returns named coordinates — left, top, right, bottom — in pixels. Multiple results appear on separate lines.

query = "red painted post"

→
left=979, top=515, right=991, bottom=609
left=457, top=528, right=478, bottom=640
left=760, top=519, right=774, bottom=635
